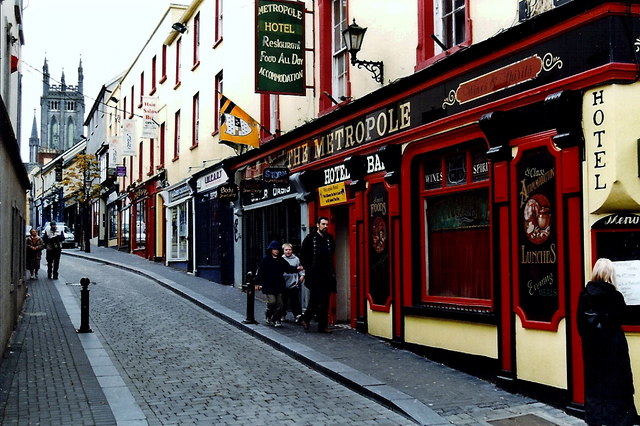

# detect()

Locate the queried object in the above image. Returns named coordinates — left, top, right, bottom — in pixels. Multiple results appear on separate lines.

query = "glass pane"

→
left=445, top=152, right=466, bottom=186
left=471, top=149, right=489, bottom=182
left=423, top=157, right=442, bottom=190
left=454, top=8, right=465, bottom=45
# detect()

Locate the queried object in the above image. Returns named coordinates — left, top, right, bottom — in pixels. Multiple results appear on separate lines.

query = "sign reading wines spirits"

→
left=256, top=0, right=305, bottom=95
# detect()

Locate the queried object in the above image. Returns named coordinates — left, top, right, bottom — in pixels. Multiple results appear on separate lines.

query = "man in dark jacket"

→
left=255, top=240, right=300, bottom=327
left=43, top=221, right=65, bottom=280
left=299, top=217, right=336, bottom=333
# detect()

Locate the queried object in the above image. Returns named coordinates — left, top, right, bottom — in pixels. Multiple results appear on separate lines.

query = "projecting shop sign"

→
left=256, top=0, right=305, bottom=95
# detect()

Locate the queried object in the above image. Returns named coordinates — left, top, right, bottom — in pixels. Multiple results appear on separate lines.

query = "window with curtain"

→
left=420, top=144, right=491, bottom=305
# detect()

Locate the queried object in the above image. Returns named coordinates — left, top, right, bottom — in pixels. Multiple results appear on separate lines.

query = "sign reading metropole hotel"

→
left=256, top=0, right=305, bottom=95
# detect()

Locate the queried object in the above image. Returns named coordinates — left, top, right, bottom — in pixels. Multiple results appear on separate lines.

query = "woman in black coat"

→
left=577, top=258, right=637, bottom=426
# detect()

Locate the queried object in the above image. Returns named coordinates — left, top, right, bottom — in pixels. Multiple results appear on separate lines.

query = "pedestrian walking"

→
left=299, top=216, right=336, bottom=333
left=281, top=242, right=304, bottom=323
left=577, top=258, right=638, bottom=426
left=255, top=240, right=301, bottom=327
left=25, top=228, right=44, bottom=279
left=43, top=221, right=65, bottom=280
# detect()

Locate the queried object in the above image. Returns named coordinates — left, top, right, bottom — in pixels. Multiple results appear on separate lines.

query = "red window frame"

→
left=191, top=92, right=199, bottom=148
left=158, top=123, right=165, bottom=168
left=139, top=71, right=144, bottom=107
left=175, top=38, right=182, bottom=87
left=151, top=56, right=157, bottom=94
left=214, top=72, right=223, bottom=133
left=148, top=138, right=155, bottom=175
left=193, top=13, right=200, bottom=67
left=138, top=141, right=143, bottom=182
left=416, top=0, right=471, bottom=71
left=418, top=142, right=493, bottom=308
left=161, top=45, right=168, bottom=83
left=173, top=110, right=181, bottom=161
left=215, top=0, right=223, bottom=45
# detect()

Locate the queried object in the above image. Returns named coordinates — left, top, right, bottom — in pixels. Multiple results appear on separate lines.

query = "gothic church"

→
left=30, top=58, right=85, bottom=164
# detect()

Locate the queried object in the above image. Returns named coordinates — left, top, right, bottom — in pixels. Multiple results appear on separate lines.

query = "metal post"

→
left=77, top=277, right=93, bottom=333
left=242, top=271, right=258, bottom=324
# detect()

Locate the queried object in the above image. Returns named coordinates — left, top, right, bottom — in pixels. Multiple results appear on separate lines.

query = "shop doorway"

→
left=332, top=205, right=351, bottom=322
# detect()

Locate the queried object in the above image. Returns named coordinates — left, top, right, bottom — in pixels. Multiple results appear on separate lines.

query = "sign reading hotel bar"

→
left=256, top=0, right=305, bottom=95
left=516, top=146, right=559, bottom=323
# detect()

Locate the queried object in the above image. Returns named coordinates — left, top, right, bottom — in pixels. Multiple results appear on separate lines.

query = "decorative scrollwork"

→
left=635, top=38, right=640, bottom=53
left=542, top=52, right=563, bottom=71
left=442, top=89, right=457, bottom=109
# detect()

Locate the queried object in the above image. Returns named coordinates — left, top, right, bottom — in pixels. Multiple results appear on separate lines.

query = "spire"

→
left=29, top=111, right=40, bottom=163
left=42, top=56, right=50, bottom=93
left=30, top=110, right=38, bottom=139
left=78, top=56, right=84, bottom=94
left=61, top=68, right=66, bottom=90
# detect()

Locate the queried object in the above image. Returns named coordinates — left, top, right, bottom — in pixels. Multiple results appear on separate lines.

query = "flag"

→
left=219, top=94, right=260, bottom=148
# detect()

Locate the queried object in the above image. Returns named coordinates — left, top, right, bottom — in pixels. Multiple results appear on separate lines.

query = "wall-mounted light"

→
left=172, top=22, right=187, bottom=34
left=342, top=19, right=384, bottom=84
left=109, top=97, right=118, bottom=103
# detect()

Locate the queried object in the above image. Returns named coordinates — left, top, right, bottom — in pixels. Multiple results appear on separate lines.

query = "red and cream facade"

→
left=228, top=0, right=640, bottom=414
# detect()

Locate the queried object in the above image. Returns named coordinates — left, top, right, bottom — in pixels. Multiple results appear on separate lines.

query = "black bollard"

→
left=77, top=277, right=93, bottom=333
left=242, top=271, right=258, bottom=324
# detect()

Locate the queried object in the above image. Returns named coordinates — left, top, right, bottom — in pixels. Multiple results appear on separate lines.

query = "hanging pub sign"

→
left=263, top=167, right=290, bottom=186
left=240, top=179, right=264, bottom=195
left=116, top=166, right=127, bottom=177
left=256, top=0, right=305, bottom=95
left=217, top=183, right=238, bottom=200
left=515, top=146, right=559, bottom=324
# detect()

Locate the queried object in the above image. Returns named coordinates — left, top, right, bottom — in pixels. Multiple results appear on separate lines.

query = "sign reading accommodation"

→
left=256, top=0, right=305, bottom=95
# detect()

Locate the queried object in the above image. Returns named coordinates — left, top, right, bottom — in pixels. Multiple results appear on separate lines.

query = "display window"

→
left=108, top=204, right=118, bottom=239
left=121, top=207, right=130, bottom=249
left=169, top=202, right=189, bottom=260
left=418, top=142, right=492, bottom=308
left=135, top=199, right=147, bottom=248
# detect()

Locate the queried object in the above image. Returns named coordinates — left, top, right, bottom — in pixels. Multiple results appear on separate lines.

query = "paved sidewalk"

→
left=0, top=273, right=116, bottom=425
left=61, top=246, right=584, bottom=426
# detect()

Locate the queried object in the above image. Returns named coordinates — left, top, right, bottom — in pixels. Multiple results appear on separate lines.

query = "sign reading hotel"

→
left=256, top=0, right=305, bottom=95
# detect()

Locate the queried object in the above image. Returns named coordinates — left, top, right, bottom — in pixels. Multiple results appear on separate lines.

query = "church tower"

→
left=38, top=57, right=85, bottom=163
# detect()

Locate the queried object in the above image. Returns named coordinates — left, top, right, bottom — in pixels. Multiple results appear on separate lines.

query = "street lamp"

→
left=342, top=19, right=384, bottom=84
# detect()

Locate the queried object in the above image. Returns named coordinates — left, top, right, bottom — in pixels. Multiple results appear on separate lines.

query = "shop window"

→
left=109, top=205, right=118, bottom=239
left=135, top=200, right=147, bottom=249
left=121, top=207, right=130, bottom=249
left=170, top=202, right=189, bottom=259
left=420, top=145, right=491, bottom=306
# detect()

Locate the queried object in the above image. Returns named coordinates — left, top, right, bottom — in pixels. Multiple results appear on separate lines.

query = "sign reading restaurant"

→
left=256, top=0, right=305, bottom=95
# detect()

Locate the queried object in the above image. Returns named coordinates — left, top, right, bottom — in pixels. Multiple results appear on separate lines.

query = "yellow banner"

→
left=318, top=182, right=347, bottom=207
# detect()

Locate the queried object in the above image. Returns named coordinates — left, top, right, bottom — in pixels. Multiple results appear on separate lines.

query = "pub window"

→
left=420, top=144, right=491, bottom=306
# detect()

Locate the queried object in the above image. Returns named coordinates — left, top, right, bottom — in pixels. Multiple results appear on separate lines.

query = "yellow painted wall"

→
left=367, top=304, right=393, bottom=339
left=404, top=316, right=498, bottom=359
left=515, top=317, right=567, bottom=389
left=627, top=334, right=640, bottom=409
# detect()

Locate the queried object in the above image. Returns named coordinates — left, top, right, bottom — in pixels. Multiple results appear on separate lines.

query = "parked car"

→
left=41, top=222, right=76, bottom=249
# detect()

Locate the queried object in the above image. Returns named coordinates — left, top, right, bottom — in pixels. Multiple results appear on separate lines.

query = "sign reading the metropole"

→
left=256, top=0, right=305, bottom=95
